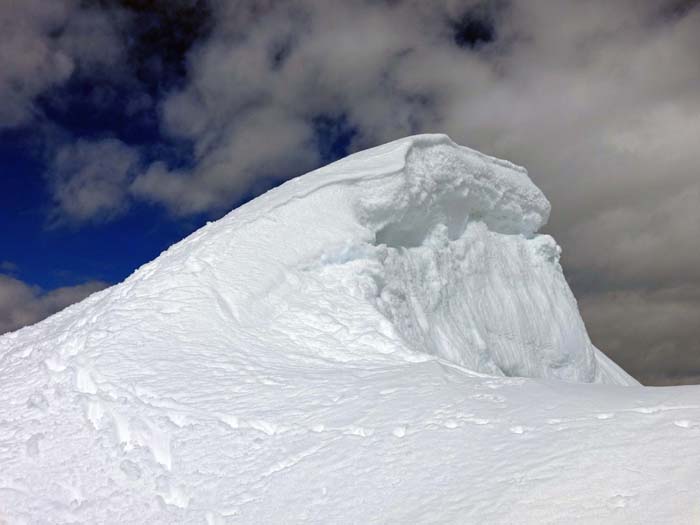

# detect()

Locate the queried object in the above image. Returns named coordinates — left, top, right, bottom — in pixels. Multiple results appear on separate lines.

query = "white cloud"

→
left=580, top=286, right=700, bottom=385
left=0, top=274, right=108, bottom=335
left=133, top=106, right=318, bottom=215
left=49, top=138, right=141, bottom=224
left=0, top=0, right=123, bottom=129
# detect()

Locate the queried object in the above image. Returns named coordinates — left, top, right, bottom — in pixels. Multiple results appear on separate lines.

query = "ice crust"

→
left=1, top=134, right=697, bottom=523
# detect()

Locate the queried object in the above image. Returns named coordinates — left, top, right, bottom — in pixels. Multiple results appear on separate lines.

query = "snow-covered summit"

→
left=1, top=134, right=698, bottom=524
left=5, top=133, right=630, bottom=382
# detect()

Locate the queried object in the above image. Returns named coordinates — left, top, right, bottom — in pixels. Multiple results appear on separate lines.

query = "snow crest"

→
left=2, top=134, right=635, bottom=383
left=182, top=133, right=630, bottom=384
left=1, top=134, right=665, bottom=524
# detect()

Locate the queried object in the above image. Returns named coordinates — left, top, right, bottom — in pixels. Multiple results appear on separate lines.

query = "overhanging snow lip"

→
left=221, top=133, right=550, bottom=239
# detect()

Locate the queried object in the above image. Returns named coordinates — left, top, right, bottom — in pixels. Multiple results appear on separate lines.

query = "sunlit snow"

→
left=1, top=135, right=698, bottom=523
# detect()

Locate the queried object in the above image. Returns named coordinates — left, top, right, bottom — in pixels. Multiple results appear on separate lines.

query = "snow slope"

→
left=1, top=134, right=698, bottom=523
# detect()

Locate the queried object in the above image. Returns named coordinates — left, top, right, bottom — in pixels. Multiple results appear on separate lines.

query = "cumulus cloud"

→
left=0, top=261, right=19, bottom=274
left=132, top=105, right=318, bottom=214
left=0, top=0, right=122, bottom=129
left=0, top=274, right=108, bottom=335
left=49, top=138, right=141, bottom=224
left=580, top=287, right=700, bottom=385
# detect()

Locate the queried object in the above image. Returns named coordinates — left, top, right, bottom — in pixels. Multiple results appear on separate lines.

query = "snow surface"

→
left=1, top=134, right=699, bottom=523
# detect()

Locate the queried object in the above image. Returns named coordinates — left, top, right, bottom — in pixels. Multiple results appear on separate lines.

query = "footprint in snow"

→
left=26, top=391, right=49, bottom=411
left=392, top=426, right=407, bottom=438
left=25, top=433, right=44, bottom=457
left=120, top=459, right=142, bottom=480
left=632, top=406, right=659, bottom=414
left=469, top=393, right=505, bottom=403
left=345, top=426, right=373, bottom=437
left=674, top=420, right=692, bottom=429
left=596, top=413, right=615, bottom=420
left=509, top=426, right=525, bottom=434
left=608, top=494, right=630, bottom=509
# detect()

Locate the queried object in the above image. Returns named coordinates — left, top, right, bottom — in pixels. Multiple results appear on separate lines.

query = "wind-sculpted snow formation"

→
left=1, top=135, right=698, bottom=523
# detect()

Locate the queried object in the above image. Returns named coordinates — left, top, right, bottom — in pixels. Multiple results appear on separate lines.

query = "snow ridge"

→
left=1, top=134, right=635, bottom=395
left=4, top=134, right=684, bottom=525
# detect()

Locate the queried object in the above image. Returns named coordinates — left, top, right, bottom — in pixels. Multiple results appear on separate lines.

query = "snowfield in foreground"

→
left=1, top=134, right=698, bottom=523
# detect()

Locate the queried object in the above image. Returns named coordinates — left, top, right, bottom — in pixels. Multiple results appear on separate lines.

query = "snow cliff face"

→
left=14, top=133, right=629, bottom=387
left=308, top=137, right=632, bottom=383
left=10, top=135, right=700, bottom=524
left=114, top=133, right=627, bottom=385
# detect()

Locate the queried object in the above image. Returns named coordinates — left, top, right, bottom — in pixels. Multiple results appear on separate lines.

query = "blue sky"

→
left=1, top=0, right=699, bottom=385
left=0, top=0, right=361, bottom=291
left=0, top=1, right=207, bottom=289
left=1, top=126, right=204, bottom=291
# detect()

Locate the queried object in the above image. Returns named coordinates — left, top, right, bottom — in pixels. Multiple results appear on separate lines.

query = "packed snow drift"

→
left=1, top=134, right=698, bottom=523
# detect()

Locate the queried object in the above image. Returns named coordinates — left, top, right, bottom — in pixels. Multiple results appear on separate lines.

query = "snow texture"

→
left=1, top=134, right=698, bottom=523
